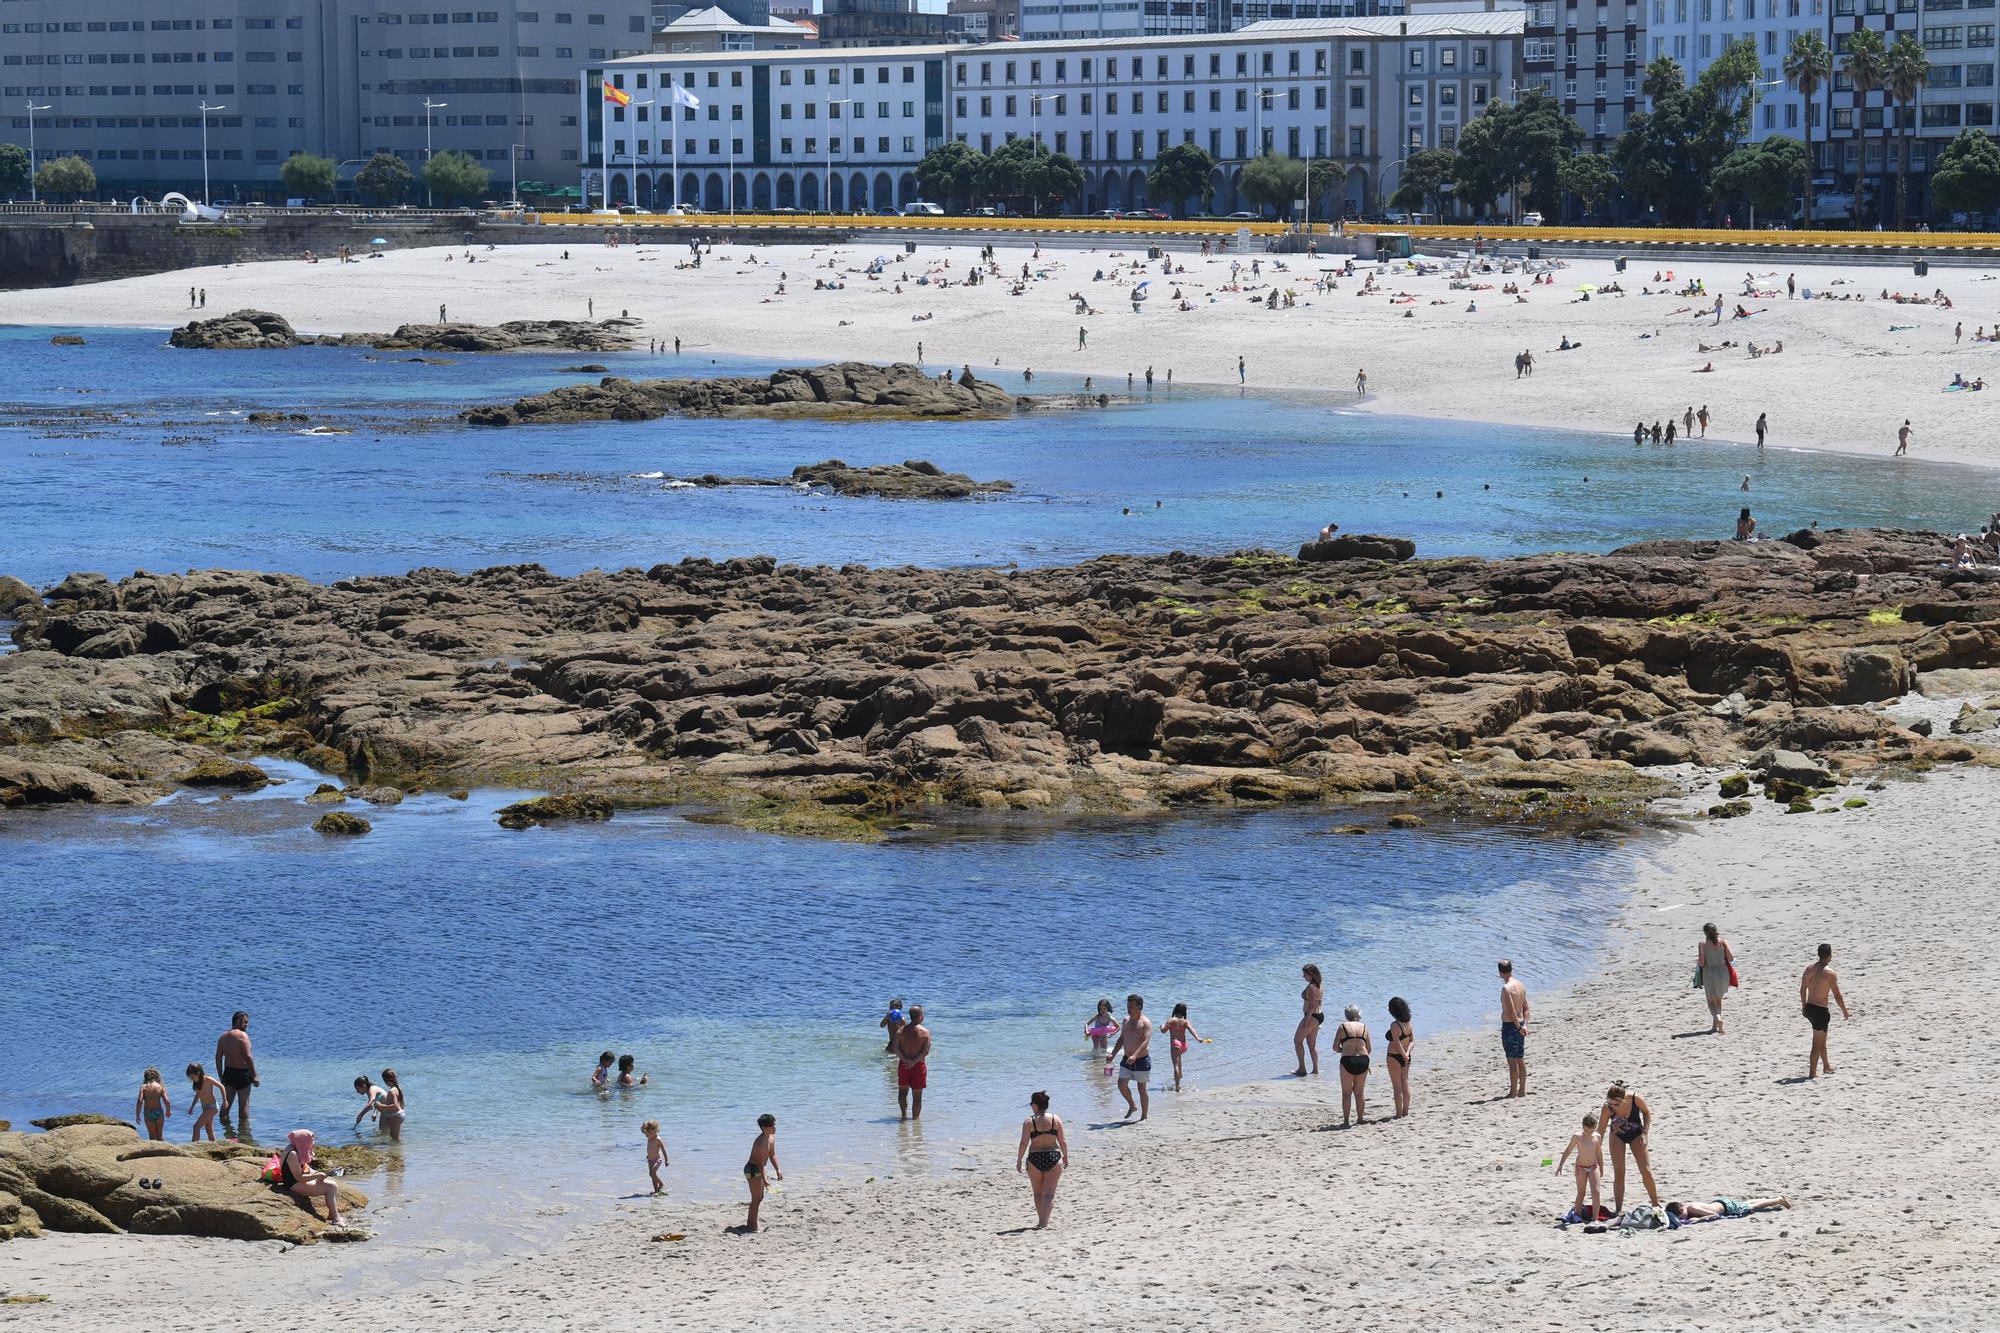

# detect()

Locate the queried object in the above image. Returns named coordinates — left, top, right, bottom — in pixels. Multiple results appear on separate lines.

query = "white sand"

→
left=6, top=238, right=1996, bottom=467
left=8, top=763, right=2000, bottom=1328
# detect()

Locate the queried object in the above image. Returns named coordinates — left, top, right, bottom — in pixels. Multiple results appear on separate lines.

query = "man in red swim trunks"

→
left=896, top=1005, right=931, bottom=1122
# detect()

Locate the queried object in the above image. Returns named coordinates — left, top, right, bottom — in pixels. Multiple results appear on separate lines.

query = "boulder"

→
left=167, top=310, right=299, bottom=350
left=1298, top=535, right=1417, bottom=563
left=175, top=757, right=271, bottom=789
left=312, top=811, right=372, bottom=835
left=0, top=574, right=38, bottom=613
left=1750, top=748, right=1831, bottom=787
left=495, top=792, right=614, bottom=828
left=1949, top=703, right=1998, bottom=734
left=462, top=362, right=1017, bottom=427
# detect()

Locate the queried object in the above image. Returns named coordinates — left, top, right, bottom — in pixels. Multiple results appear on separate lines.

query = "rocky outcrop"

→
left=669, top=459, right=1012, bottom=500
left=462, top=362, right=1017, bottom=427
left=1299, top=535, right=1417, bottom=563
left=312, top=810, right=371, bottom=835
left=495, top=792, right=614, bottom=829
left=0, top=529, right=1995, bottom=834
left=167, top=310, right=300, bottom=350
left=0, top=1123, right=366, bottom=1244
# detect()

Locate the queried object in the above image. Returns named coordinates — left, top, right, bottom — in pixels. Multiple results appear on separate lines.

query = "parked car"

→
left=1520, top=211, right=1545, bottom=226
left=1091, top=209, right=1122, bottom=219
left=901, top=201, right=944, bottom=216
left=1224, top=210, right=1259, bottom=221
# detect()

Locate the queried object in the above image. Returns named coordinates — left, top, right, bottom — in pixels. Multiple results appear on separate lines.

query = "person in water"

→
left=1015, top=1090, right=1070, bottom=1229
left=896, top=1005, right=932, bottom=1121
left=185, top=1063, right=222, bottom=1142
left=1161, top=1003, right=1203, bottom=1091
left=591, top=1051, right=616, bottom=1092
left=1598, top=1082, right=1661, bottom=1212
left=1108, top=994, right=1153, bottom=1121
left=643, top=1119, right=669, bottom=1194
left=1384, top=997, right=1415, bottom=1119
left=281, top=1128, right=346, bottom=1227
left=880, top=998, right=907, bottom=1053
left=1294, top=964, right=1325, bottom=1077
left=742, top=1114, right=782, bottom=1232
left=214, top=1010, right=258, bottom=1136
left=1556, top=1112, right=1606, bottom=1219
left=353, top=1075, right=397, bottom=1138
left=1084, top=998, right=1120, bottom=1055
left=617, top=1054, right=649, bottom=1087
left=1332, top=1006, right=1371, bottom=1126
left=379, top=1068, right=406, bottom=1139
left=135, top=1068, right=171, bottom=1141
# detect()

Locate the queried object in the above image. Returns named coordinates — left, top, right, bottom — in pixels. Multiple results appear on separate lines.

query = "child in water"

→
left=1085, top=999, right=1120, bottom=1055
left=643, top=1119, right=669, bottom=1194
left=591, top=1051, right=616, bottom=1093
left=743, top=1113, right=782, bottom=1233
left=185, top=1063, right=221, bottom=1142
left=617, top=1054, right=649, bottom=1088
left=1161, top=1003, right=1204, bottom=1091
left=1556, top=1112, right=1607, bottom=1219
left=135, top=1068, right=171, bottom=1141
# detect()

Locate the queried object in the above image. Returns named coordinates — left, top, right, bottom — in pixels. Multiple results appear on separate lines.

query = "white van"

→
left=901, top=201, right=944, bottom=216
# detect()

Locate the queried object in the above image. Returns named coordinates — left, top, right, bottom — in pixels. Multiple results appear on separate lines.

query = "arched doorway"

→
left=1343, top=166, right=1369, bottom=218
left=829, top=173, right=844, bottom=211
left=678, top=171, right=698, bottom=209
left=704, top=172, right=725, bottom=210
left=873, top=171, right=893, bottom=212
left=609, top=173, right=630, bottom=206
left=897, top=172, right=917, bottom=206
left=752, top=172, right=772, bottom=209
left=850, top=171, right=868, bottom=211
left=776, top=172, right=795, bottom=208
left=1205, top=167, right=1228, bottom=216
left=1127, top=168, right=1148, bottom=210
left=800, top=172, right=820, bottom=210
left=634, top=173, right=654, bottom=209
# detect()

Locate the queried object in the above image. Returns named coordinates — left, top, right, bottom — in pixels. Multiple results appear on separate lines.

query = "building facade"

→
left=1520, top=0, right=1644, bottom=148
left=1823, top=5, right=1999, bottom=214
left=587, top=13, right=1522, bottom=212
left=815, top=0, right=952, bottom=45
left=0, top=0, right=655, bottom=199
left=1646, top=0, right=1822, bottom=150
left=651, top=4, right=818, bottom=49
left=1016, top=0, right=1407, bottom=41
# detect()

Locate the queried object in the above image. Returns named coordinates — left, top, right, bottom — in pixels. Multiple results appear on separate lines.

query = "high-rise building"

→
left=816, top=0, right=951, bottom=45
left=1015, top=0, right=1404, bottom=41
left=0, top=0, right=655, bottom=199
left=1520, top=0, right=1643, bottom=150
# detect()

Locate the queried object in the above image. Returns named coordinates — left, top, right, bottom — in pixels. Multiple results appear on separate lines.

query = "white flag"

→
left=672, top=84, right=701, bottom=109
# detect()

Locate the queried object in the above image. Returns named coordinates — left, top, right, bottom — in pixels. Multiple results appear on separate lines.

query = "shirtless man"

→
left=1800, top=943, right=1850, bottom=1078
left=895, top=1005, right=932, bottom=1121
left=1498, top=961, right=1530, bottom=1098
left=1109, top=994, right=1153, bottom=1121
left=214, top=1010, right=259, bottom=1135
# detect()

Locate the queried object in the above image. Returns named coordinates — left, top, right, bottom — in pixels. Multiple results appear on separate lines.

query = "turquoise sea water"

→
left=0, top=325, right=1983, bottom=1253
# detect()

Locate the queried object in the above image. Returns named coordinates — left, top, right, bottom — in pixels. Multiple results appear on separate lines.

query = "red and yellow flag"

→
left=602, top=81, right=631, bottom=107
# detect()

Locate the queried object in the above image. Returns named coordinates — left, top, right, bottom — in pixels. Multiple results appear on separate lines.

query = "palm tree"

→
left=1885, top=33, right=1930, bottom=228
left=1841, top=27, right=1887, bottom=226
left=1784, top=31, right=1834, bottom=226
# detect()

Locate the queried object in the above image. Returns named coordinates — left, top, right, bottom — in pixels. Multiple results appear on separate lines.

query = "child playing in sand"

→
left=1085, top=999, right=1120, bottom=1055
left=643, top=1120, right=669, bottom=1194
left=617, top=1054, right=649, bottom=1088
left=591, top=1051, right=616, bottom=1093
left=1557, top=1112, right=1606, bottom=1218
left=1161, top=1003, right=1204, bottom=1091
left=136, top=1068, right=171, bottom=1141
left=186, top=1063, right=221, bottom=1142
left=743, top=1114, right=782, bottom=1232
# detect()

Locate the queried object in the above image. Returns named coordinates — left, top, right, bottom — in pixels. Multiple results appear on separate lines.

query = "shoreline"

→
left=5, top=240, right=1998, bottom=469
left=7, top=762, right=1996, bottom=1327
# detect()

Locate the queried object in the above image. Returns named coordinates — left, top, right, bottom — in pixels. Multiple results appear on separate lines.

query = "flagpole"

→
left=672, top=96, right=680, bottom=213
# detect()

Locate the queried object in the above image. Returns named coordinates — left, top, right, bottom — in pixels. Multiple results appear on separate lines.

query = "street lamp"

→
left=198, top=101, right=226, bottom=207
left=508, top=142, right=525, bottom=208
left=826, top=97, right=851, bottom=215
left=1253, top=86, right=1278, bottom=163
left=421, top=97, right=448, bottom=205
left=629, top=99, right=654, bottom=211
left=25, top=101, right=50, bottom=203
left=1028, top=93, right=1054, bottom=215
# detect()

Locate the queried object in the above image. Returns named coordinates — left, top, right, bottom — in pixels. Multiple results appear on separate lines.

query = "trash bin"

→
left=1147, top=245, right=1162, bottom=260
left=1914, top=258, right=1929, bottom=276
left=1615, top=255, right=1627, bottom=273
left=1527, top=244, right=1541, bottom=260
left=904, top=240, right=917, bottom=255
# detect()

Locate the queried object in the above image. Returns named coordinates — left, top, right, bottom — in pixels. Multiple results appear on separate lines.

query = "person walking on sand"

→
left=1108, top=994, right=1153, bottom=1120
left=1332, top=1006, right=1371, bottom=1126
left=1238, top=355, right=1246, bottom=384
left=199, top=288, right=207, bottom=308
left=215, top=1010, right=258, bottom=1135
left=1356, top=368, right=1368, bottom=394
left=643, top=1119, right=669, bottom=1194
left=1683, top=406, right=1695, bottom=438
left=189, top=286, right=197, bottom=309
left=1787, top=272, right=1796, bottom=299
left=1385, top=997, right=1414, bottom=1119
left=1698, top=404, right=1710, bottom=437
left=1801, top=943, right=1850, bottom=1078
left=1162, top=1003, right=1202, bottom=1091
left=439, top=303, right=447, bottom=322
left=741, top=1114, right=781, bottom=1232
left=1698, top=922, right=1736, bottom=1033
left=1556, top=1112, right=1606, bottom=1219
left=1598, top=1082, right=1661, bottom=1212
left=1756, top=412, right=1768, bottom=449
left=1078, top=326, right=1088, bottom=350
left=1294, top=964, right=1325, bottom=1076
left=135, top=1068, right=171, bottom=1141
left=1499, top=960, right=1529, bottom=1098
left=1896, top=420, right=1913, bottom=456
left=1957, top=321, right=1964, bottom=344
left=1016, top=1090, right=1070, bottom=1229
left=896, top=1005, right=931, bottom=1121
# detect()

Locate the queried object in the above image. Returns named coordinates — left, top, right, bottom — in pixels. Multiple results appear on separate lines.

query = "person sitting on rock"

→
left=281, top=1129, right=347, bottom=1227
left=1318, top=522, right=1340, bottom=542
left=1735, top=508, right=1757, bottom=542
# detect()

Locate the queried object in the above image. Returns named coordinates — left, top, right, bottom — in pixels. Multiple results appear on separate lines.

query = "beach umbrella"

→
left=370, top=237, right=388, bottom=246
left=1574, top=282, right=1598, bottom=292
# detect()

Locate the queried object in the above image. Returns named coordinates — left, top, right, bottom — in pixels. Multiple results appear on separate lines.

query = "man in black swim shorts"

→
left=214, top=1010, right=259, bottom=1135
left=1799, top=944, right=1849, bottom=1080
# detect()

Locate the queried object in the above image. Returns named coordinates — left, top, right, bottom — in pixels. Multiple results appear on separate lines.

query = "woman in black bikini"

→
left=1015, top=1090, right=1070, bottom=1229
left=1384, top=996, right=1414, bottom=1119
left=1332, top=1006, right=1372, bottom=1126
left=1598, top=1082, right=1661, bottom=1212
left=1294, top=964, right=1325, bottom=1077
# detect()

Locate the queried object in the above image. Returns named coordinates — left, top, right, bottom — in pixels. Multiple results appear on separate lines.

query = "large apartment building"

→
left=586, top=12, right=1522, bottom=213
left=1016, top=0, right=1407, bottom=41
left=0, top=0, right=655, bottom=199
left=1520, top=0, right=1644, bottom=148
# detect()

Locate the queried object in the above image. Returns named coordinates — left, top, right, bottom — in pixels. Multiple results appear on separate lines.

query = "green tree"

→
left=980, top=137, right=1082, bottom=214
left=1710, top=137, right=1807, bottom=222
left=1237, top=153, right=1340, bottom=218
left=1147, top=141, right=1217, bottom=217
left=1931, top=129, right=2000, bottom=217
left=1452, top=89, right=1584, bottom=221
left=914, top=140, right=986, bottom=210
left=1613, top=45, right=1763, bottom=223
left=1841, top=27, right=1887, bottom=225
left=1642, top=54, right=1686, bottom=102
left=1390, top=147, right=1457, bottom=216
left=355, top=152, right=414, bottom=204
left=1884, top=33, right=1929, bottom=228
left=422, top=150, right=488, bottom=205
left=1783, top=31, right=1834, bottom=226
left=0, top=143, right=29, bottom=199
left=279, top=152, right=336, bottom=202
left=1556, top=151, right=1619, bottom=218
left=34, top=155, right=95, bottom=202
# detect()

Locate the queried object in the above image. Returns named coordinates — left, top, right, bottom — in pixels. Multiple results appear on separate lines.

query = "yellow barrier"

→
left=1404, top=223, right=1977, bottom=250
left=529, top=210, right=1299, bottom=235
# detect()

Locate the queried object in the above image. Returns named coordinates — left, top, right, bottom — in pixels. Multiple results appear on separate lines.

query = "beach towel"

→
left=1619, top=1204, right=1668, bottom=1231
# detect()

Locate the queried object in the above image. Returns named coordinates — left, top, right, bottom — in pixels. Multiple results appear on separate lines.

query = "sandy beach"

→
left=6, top=759, right=1998, bottom=1329
left=7, top=236, right=1999, bottom=468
